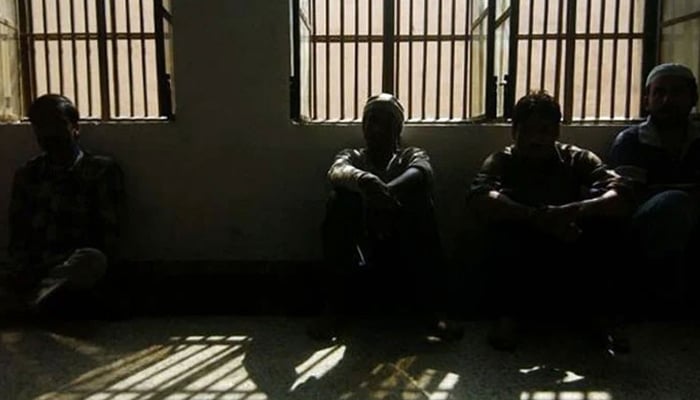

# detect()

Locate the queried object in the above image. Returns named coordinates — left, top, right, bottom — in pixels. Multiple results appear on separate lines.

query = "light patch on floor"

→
left=35, top=335, right=269, bottom=400
left=520, top=391, right=612, bottom=400
left=290, top=344, right=346, bottom=391
left=339, top=356, right=460, bottom=400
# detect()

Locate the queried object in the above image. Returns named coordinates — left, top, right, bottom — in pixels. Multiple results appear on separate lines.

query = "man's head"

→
left=511, top=90, right=561, bottom=160
left=28, top=94, right=80, bottom=164
left=645, top=63, right=698, bottom=128
left=362, top=93, right=405, bottom=154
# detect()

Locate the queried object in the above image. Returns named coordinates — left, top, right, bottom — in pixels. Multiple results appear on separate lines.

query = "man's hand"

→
left=359, top=174, right=401, bottom=240
left=359, top=174, right=401, bottom=211
left=531, top=204, right=582, bottom=242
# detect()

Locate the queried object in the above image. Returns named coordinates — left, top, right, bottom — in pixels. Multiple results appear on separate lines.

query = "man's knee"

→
left=636, top=190, right=698, bottom=221
left=49, top=248, right=108, bottom=289
left=634, top=190, right=699, bottom=241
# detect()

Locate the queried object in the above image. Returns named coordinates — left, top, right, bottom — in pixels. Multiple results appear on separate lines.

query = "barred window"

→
left=291, top=0, right=663, bottom=124
left=659, top=1, right=700, bottom=97
left=0, top=0, right=174, bottom=122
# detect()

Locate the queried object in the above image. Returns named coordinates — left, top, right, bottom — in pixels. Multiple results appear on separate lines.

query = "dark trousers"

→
left=321, top=188, right=446, bottom=314
left=630, top=190, right=700, bottom=310
left=483, top=218, right=631, bottom=318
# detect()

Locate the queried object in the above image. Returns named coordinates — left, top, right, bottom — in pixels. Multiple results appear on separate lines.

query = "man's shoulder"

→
left=611, top=124, right=642, bottom=147
left=399, top=146, right=429, bottom=157
left=556, top=141, right=597, bottom=155
left=555, top=142, right=604, bottom=166
left=14, top=154, right=47, bottom=179
left=334, top=147, right=364, bottom=158
left=478, top=147, right=513, bottom=170
left=78, top=152, right=124, bottom=181
left=81, top=152, right=121, bottom=169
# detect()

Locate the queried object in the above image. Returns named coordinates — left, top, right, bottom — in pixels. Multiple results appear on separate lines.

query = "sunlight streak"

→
left=290, top=345, right=346, bottom=391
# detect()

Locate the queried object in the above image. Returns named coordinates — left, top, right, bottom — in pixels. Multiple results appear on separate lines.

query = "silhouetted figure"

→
left=469, top=91, right=634, bottom=352
left=2, top=94, right=126, bottom=319
left=311, top=93, right=461, bottom=341
left=609, top=63, right=700, bottom=314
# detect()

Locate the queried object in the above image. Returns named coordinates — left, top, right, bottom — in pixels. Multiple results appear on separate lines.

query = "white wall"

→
left=0, top=0, right=628, bottom=264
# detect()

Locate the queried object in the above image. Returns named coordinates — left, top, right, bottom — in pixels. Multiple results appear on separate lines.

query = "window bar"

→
left=292, top=0, right=301, bottom=120
left=540, top=0, right=549, bottom=90
left=462, top=0, right=470, bottom=119
left=609, top=0, right=620, bottom=118
left=553, top=0, right=564, bottom=100
left=96, top=0, right=110, bottom=119
left=57, top=0, right=65, bottom=94
left=139, top=0, right=148, bottom=116
left=312, top=0, right=317, bottom=120
left=525, top=0, right=534, bottom=92
left=308, top=2, right=314, bottom=121
left=153, top=0, right=170, bottom=118
left=449, top=0, right=456, bottom=119
left=42, top=0, right=50, bottom=91
left=467, top=5, right=475, bottom=117
left=408, top=0, right=414, bottom=117
left=382, top=0, right=395, bottom=94
left=642, top=0, right=660, bottom=116
left=18, top=0, right=35, bottom=113
left=308, top=0, right=315, bottom=119
left=69, top=0, right=79, bottom=108
left=595, top=0, right=605, bottom=119
left=435, top=0, right=443, bottom=118
left=625, top=0, right=634, bottom=119
left=563, top=0, right=576, bottom=122
left=367, top=0, right=372, bottom=98
left=486, top=0, right=496, bottom=118
left=125, top=0, right=134, bottom=116
left=84, top=0, right=93, bottom=116
left=110, top=0, right=120, bottom=116
left=506, top=0, right=520, bottom=119
left=325, top=0, right=329, bottom=120
left=353, top=0, right=358, bottom=119
left=340, top=0, right=345, bottom=119
left=580, top=0, right=592, bottom=119
left=395, top=0, right=400, bottom=99
left=421, top=0, right=428, bottom=119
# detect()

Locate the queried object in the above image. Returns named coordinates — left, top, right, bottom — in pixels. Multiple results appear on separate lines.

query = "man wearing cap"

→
left=311, top=93, right=460, bottom=340
left=609, top=63, right=700, bottom=312
left=2, top=94, right=126, bottom=319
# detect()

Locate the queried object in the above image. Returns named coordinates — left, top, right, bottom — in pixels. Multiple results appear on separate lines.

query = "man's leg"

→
left=33, top=248, right=108, bottom=315
left=576, top=217, right=633, bottom=353
left=632, top=190, right=699, bottom=311
left=309, top=189, right=366, bottom=339
left=483, top=223, right=563, bottom=350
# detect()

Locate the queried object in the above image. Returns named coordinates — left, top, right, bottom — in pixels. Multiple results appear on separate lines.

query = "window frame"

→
left=291, top=0, right=662, bottom=125
left=14, top=0, right=174, bottom=122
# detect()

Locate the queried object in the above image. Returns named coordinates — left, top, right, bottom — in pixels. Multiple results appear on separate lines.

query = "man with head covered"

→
left=610, top=63, right=700, bottom=313
left=311, top=93, right=460, bottom=341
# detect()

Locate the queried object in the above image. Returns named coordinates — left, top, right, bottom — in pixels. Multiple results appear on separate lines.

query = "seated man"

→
left=312, top=93, right=460, bottom=340
left=609, top=63, right=700, bottom=312
left=2, top=94, right=126, bottom=318
left=469, top=90, right=633, bottom=352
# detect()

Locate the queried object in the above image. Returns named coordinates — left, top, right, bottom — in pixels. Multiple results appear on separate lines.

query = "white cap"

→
left=646, top=63, right=697, bottom=87
left=363, top=93, right=405, bottom=127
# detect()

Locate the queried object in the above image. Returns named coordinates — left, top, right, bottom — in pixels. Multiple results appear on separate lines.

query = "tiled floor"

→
left=1, top=316, right=699, bottom=400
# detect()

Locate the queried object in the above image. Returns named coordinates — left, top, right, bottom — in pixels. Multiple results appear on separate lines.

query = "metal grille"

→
left=0, top=0, right=21, bottom=122
left=659, top=0, right=700, bottom=97
left=513, top=0, right=646, bottom=121
left=294, top=0, right=654, bottom=123
left=18, top=0, right=173, bottom=120
left=301, top=0, right=487, bottom=122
